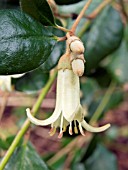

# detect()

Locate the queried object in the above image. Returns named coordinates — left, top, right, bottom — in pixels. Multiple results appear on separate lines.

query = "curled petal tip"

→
left=26, top=108, right=60, bottom=126
left=81, top=120, right=111, bottom=133
left=26, top=108, right=41, bottom=126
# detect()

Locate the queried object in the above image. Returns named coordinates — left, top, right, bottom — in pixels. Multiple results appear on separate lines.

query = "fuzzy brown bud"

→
left=72, top=59, right=85, bottom=77
left=70, top=40, right=84, bottom=54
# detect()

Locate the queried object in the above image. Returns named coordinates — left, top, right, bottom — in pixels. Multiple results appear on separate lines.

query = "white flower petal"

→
left=26, top=70, right=66, bottom=126
left=11, top=73, right=25, bottom=78
left=81, top=120, right=111, bottom=132
left=0, top=76, right=12, bottom=91
left=60, top=69, right=80, bottom=122
left=26, top=108, right=61, bottom=126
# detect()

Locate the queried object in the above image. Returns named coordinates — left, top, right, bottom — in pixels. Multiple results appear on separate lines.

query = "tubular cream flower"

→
left=26, top=54, right=110, bottom=138
left=0, top=74, right=25, bottom=91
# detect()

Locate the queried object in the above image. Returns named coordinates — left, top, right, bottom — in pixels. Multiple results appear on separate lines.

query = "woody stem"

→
left=70, top=0, right=92, bottom=33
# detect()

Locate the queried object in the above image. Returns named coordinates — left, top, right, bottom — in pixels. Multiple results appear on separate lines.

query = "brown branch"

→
left=0, top=92, right=9, bottom=122
left=119, top=0, right=128, bottom=22
left=113, top=1, right=128, bottom=24
left=0, top=91, right=55, bottom=108
left=70, top=0, right=92, bottom=33
left=88, top=0, right=112, bottom=19
left=47, top=133, right=92, bottom=165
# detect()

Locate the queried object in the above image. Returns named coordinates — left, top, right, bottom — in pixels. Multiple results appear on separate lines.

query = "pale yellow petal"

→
left=81, top=120, right=111, bottom=132
left=26, top=70, right=65, bottom=126
left=0, top=76, right=12, bottom=91
left=26, top=107, right=61, bottom=126
left=11, top=73, right=25, bottom=78
left=60, top=69, right=80, bottom=122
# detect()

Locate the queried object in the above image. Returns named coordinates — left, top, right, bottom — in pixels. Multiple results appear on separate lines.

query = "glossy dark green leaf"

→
left=84, top=6, right=123, bottom=74
left=20, top=0, right=56, bottom=26
left=40, top=41, right=64, bottom=71
left=89, top=67, right=112, bottom=87
left=0, top=10, right=57, bottom=75
left=14, top=67, right=49, bottom=93
left=84, top=144, right=117, bottom=170
left=107, top=40, right=128, bottom=83
left=55, top=0, right=82, bottom=5
left=81, top=78, right=100, bottom=106
left=41, top=20, right=65, bottom=71
left=5, top=143, right=50, bottom=170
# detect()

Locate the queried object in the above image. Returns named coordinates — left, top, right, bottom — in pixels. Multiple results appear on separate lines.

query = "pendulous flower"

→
left=26, top=53, right=110, bottom=138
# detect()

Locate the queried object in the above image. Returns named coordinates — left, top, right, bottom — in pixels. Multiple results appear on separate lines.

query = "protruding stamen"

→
left=58, top=132, right=63, bottom=139
left=74, top=121, right=78, bottom=134
left=60, top=114, right=64, bottom=134
left=63, top=125, right=67, bottom=132
left=49, top=127, right=56, bottom=136
left=79, top=123, right=85, bottom=136
left=58, top=115, right=64, bottom=139
left=69, top=122, right=73, bottom=135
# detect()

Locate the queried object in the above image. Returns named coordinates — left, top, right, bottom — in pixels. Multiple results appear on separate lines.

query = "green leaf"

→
left=14, top=68, right=49, bottom=93
left=105, top=91, right=123, bottom=110
left=20, top=0, right=56, bottom=26
left=125, top=24, right=128, bottom=45
left=107, top=40, right=128, bottom=83
left=41, top=21, right=65, bottom=71
left=40, top=41, right=64, bottom=71
left=58, top=0, right=102, bottom=15
left=72, top=163, right=86, bottom=170
left=5, top=143, right=50, bottom=170
left=84, top=144, right=117, bottom=170
left=88, top=67, right=112, bottom=87
left=0, top=10, right=57, bottom=75
left=0, top=139, right=9, bottom=150
left=81, top=78, right=100, bottom=106
left=0, top=135, right=23, bottom=150
left=84, top=6, right=123, bottom=74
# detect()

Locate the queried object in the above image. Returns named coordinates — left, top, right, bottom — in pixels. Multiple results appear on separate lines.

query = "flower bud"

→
left=70, top=40, right=84, bottom=54
left=72, top=59, right=85, bottom=77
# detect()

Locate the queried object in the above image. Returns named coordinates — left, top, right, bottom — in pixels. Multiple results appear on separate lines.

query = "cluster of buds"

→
left=26, top=35, right=110, bottom=138
left=67, top=36, right=85, bottom=77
